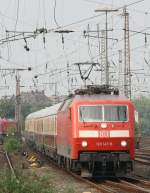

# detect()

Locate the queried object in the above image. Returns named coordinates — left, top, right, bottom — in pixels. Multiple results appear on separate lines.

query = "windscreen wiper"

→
left=79, top=109, right=85, bottom=125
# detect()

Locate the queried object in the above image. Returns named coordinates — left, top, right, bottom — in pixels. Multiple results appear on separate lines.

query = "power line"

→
left=0, top=0, right=147, bottom=88
left=43, top=0, right=47, bottom=28
left=128, top=8, right=150, bottom=15
left=52, top=0, right=144, bottom=30
left=0, top=0, right=145, bottom=46
left=53, top=0, right=60, bottom=27
left=14, top=0, right=20, bottom=33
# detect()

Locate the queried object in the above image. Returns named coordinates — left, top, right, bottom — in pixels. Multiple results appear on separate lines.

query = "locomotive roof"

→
left=26, top=102, right=62, bottom=119
left=26, top=94, right=132, bottom=120
left=73, top=94, right=130, bottom=101
left=58, top=94, right=131, bottom=112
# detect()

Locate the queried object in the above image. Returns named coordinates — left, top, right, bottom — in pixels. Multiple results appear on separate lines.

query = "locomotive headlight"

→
left=101, top=123, right=107, bottom=129
left=81, top=141, right=88, bottom=147
left=121, top=140, right=127, bottom=147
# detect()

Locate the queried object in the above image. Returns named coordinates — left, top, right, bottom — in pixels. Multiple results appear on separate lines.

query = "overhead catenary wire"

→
left=43, top=0, right=47, bottom=28
left=0, top=0, right=144, bottom=40
left=0, top=0, right=148, bottom=95
left=53, top=0, right=60, bottom=27
left=14, top=0, right=20, bottom=37
left=32, top=39, right=150, bottom=79
left=0, top=0, right=144, bottom=45
left=4, top=23, right=150, bottom=71
left=51, top=0, right=144, bottom=30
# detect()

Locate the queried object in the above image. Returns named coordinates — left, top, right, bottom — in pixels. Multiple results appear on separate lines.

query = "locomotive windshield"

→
left=79, top=105, right=127, bottom=122
left=104, top=105, right=127, bottom=121
left=79, top=106, right=103, bottom=122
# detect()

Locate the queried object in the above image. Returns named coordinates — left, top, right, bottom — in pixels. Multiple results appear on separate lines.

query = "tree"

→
left=133, top=96, right=150, bottom=134
left=0, top=98, right=15, bottom=118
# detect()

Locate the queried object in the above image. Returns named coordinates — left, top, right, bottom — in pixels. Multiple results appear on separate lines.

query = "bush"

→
left=4, top=137, right=21, bottom=153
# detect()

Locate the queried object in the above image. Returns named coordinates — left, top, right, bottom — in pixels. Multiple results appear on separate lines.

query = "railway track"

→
left=65, top=170, right=150, bottom=193
left=4, top=151, right=16, bottom=177
left=140, top=137, right=150, bottom=149
left=0, top=149, right=16, bottom=177
left=135, top=149, right=150, bottom=165
left=27, top=149, right=150, bottom=193
left=99, top=177, right=150, bottom=193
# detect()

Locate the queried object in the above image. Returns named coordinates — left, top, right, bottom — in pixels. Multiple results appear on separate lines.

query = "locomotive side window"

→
left=79, top=106, right=103, bottom=122
left=104, top=105, right=127, bottom=121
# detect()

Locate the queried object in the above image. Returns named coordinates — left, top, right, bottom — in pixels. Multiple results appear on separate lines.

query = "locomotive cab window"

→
left=104, top=105, right=127, bottom=121
left=79, top=105, right=128, bottom=122
left=79, top=105, right=103, bottom=122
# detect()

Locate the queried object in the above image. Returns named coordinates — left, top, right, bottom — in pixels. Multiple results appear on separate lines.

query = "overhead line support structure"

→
left=0, top=67, right=31, bottom=137
left=118, top=50, right=123, bottom=94
left=95, top=9, right=118, bottom=85
left=1, top=0, right=144, bottom=46
left=123, top=7, right=131, bottom=99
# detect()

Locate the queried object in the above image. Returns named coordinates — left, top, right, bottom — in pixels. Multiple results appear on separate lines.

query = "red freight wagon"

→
left=25, top=85, right=135, bottom=177
left=0, top=118, right=16, bottom=144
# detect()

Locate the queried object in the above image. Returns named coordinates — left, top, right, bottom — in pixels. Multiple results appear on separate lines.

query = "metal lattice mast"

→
left=95, top=9, right=118, bottom=85
left=123, top=7, right=131, bottom=98
left=118, top=50, right=124, bottom=94
left=101, top=30, right=106, bottom=84
left=67, top=62, right=70, bottom=94
left=0, top=67, right=31, bottom=136
left=97, top=24, right=101, bottom=84
left=15, top=72, right=21, bottom=135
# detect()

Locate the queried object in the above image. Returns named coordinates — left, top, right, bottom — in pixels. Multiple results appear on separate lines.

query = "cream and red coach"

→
left=25, top=86, right=135, bottom=177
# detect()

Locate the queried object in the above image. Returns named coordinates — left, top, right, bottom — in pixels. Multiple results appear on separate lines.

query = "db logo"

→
left=99, top=131, right=110, bottom=137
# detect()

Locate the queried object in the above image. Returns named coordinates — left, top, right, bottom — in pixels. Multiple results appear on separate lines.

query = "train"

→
left=0, top=118, right=16, bottom=144
left=25, top=85, right=135, bottom=177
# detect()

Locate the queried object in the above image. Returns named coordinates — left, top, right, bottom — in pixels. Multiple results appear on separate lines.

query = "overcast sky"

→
left=0, top=0, right=150, bottom=98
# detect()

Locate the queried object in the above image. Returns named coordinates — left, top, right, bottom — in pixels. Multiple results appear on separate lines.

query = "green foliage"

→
left=21, top=103, right=50, bottom=120
left=0, top=94, right=51, bottom=121
left=4, top=137, right=21, bottom=153
left=133, top=96, right=150, bottom=134
left=0, top=98, right=15, bottom=118
left=0, top=170, right=57, bottom=193
left=21, top=103, right=33, bottom=119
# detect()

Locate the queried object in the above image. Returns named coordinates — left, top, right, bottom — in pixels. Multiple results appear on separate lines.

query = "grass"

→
left=0, top=169, right=57, bottom=193
left=0, top=167, right=76, bottom=193
left=1, top=137, right=76, bottom=193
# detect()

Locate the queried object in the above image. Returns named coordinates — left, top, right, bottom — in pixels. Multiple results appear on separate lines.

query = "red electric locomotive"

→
left=25, top=85, right=135, bottom=177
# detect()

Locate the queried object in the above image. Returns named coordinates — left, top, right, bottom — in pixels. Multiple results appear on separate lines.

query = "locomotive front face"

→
left=71, top=99, right=135, bottom=176
left=72, top=99, right=134, bottom=158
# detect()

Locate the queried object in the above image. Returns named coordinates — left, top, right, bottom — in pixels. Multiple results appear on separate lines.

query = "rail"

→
left=135, top=149, right=150, bottom=165
left=69, top=173, right=150, bottom=193
left=4, top=151, right=16, bottom=178
left=103, top=178, right=150, bottom=193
